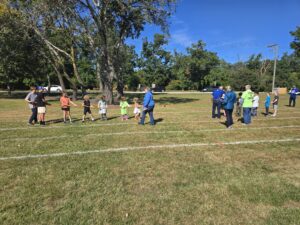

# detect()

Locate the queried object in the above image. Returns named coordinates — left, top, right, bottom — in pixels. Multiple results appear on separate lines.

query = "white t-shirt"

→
left=252, top=96, right=259, bottom=107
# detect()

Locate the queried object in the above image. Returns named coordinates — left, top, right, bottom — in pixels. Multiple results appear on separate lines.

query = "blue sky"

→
left=127, top=0, right=300, bottom=63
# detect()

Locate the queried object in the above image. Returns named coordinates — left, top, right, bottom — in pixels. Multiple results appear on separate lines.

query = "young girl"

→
left=98, top=95, right=108, bottom=120
left=133, top=97, right=141, bottom=120
left=120, top=96, right=130, bottom=121
left=36, top=88, right=51, bottom=125
left=235, top=92, right=243, bottom=117
left=251, top=92, right=259, bottom=117
left=60, top=92, right=77, bottom=123
left=272, top=91, right=279, bottom=117
left=82, top=95, right=95, bottom=122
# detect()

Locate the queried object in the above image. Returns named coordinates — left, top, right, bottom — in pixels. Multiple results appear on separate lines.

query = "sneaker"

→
left=28, top=122, right=33, bottom=126
left=82, top=120, right=84, bottom=123
left=138, top=122, right=144, bottom=125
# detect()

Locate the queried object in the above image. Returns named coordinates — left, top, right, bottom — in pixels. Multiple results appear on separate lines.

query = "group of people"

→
left=211, top=84, right=298, bottom=128
left=25, top=86, right=155, bottom=126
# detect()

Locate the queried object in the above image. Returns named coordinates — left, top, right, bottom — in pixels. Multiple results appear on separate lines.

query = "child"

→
left=235, top=92, right=243, bottom=117
left=60, top=92, right=77, bottom=123
left=82, top=95, right=95, bottom=122
left=120, top=96, right=130, bottom=121
left=251, top=92, right=259, bottom=117
left=35, top=88, right=51, bottom=125
left=264, top=92, right=271, bottom=116
left=272, top=91, right=279, bottom=117
left=98, top=95, right=108, bottom=120
left=133, top=97, right=141, bottom=120
left=220, top=93, right=226, bottom=117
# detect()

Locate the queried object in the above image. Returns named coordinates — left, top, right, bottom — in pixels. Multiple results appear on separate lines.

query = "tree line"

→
left=0, top=0, right=300, bottom=103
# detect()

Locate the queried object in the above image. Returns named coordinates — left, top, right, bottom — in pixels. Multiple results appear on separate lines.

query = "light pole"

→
left=267, top=44, right=278, bottom=92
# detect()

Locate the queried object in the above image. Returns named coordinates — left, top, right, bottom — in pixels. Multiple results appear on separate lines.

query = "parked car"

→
left=44, top=85, right=63, bottom=93
left=202, top=86, right=217, bottom=92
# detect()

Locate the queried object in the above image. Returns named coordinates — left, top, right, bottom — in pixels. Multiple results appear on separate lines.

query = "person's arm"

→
left=143, top=93, right=150, bottom=108
left=70, top=100, right=77, bottom=106
left=24, top=93, right=31, bottom=103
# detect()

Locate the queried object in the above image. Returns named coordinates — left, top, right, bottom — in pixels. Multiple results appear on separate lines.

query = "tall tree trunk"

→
left=96, top=61, right=103, bottom=92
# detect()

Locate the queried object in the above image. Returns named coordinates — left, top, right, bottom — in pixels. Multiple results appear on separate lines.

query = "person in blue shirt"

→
left=211, top=86, right=225, bottom=119
left=264, top=92, right=271, bottom=116
left=289, top=86, right=299, bottom=107
left=139, top=87, right=155, bottom=125
left=223, top=86, right=236, bottom=128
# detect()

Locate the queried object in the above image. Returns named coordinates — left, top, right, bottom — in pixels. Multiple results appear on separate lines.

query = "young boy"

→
left=235, top=92, right=243, bottom=117
left=82, top=95, right=95, bottom=122
left=272, top=91, right=279, bottom=117
left=60, top=92, right=77, bottom=123
left=251, top=92, right=259, bottom=117
left=98, top=95, right=108, bottom=120
left=120, top=96, right=130, bottom=121
left=264, top=92, right=271, bottom=116
left=35, top=88, right=50, bottom=125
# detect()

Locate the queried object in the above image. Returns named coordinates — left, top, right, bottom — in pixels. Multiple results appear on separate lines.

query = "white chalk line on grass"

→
left=1, top=138, right=300, bottom=161
left=1, top=116, right=300, bottom=132
left=2, top=125, right=300, bottom=142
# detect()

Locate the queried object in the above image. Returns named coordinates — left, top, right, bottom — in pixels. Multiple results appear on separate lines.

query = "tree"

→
left=290, top=26, right=300, bottom=57
left=138, top=34, right=172, bottom=87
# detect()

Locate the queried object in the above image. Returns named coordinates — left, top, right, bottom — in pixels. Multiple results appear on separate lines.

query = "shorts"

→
left=61, top=107, right=70, bottom=111
left=273, top=105, right=278, bottom=110
left=134, top=108, right=140, bottom=115
left=84, top=108, right=92, bottom=115
left=99, top=108, right=107, bottom=114
left=38, top=107, right=46, bottom=114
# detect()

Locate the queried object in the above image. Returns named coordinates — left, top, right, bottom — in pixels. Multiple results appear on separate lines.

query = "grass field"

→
left=0, top=93, right=300, bottom=225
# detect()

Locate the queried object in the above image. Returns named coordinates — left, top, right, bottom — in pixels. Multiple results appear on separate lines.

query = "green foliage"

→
left=138, top=34, right=172, bottom=87
left=290, top=26, right=300, bottom=57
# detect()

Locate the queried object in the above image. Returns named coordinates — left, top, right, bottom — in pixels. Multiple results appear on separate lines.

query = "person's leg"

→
left=225, top=109, right=230, bottom=127
left=265, top=107, right=269, bottom=116
left=212, top=101, right=216, bottom=118
left=289, top=97, right=292, bottom=107
left=228, top=109, right=233, bottom=127
left=29, top=108, right=35, bottom=124
left=148, top=107, right=155, bottom=125
left=217, top=102, right=221, bottom=118
left=244, top=108, right=251, bottom=124
left=292, top=98, right=296, bottom=107
left=139, top=110, right=147, bottom=124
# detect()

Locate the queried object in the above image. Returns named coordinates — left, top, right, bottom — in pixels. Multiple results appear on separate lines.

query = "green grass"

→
left=0, top=93, right=300, bottom=225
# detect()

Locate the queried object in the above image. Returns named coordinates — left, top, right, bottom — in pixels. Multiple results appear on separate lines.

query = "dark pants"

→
left=212, top=100, right=221, bottom=118
left=289, top=97, right=296, bottom=107
left=225, top=109, right=233, bottom=127
left=265, top=107, right=269, bottom=116
left=243, top=107, right=252, bottom=124
left=29, top=107, right=38, bottom=124
left=140, top=106, right=155, bottom=125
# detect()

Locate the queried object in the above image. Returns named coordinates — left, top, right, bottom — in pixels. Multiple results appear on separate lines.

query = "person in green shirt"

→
left=120, top=96, right=130, bottom=121
left=242, top=85, right=254, bottom=125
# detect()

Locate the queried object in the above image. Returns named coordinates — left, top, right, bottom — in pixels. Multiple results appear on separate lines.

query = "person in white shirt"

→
left=251, top=92, right=259, bottom=117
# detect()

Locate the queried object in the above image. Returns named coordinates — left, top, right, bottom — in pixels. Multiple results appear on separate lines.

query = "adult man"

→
left=288, top=86, right=299, bottom=107
left=211, top=86, right=225, bottom=119
left=139, top=87, right=155, bottom=125
left=24, top=86, right=37, bottom=125
left=241, top=85, right=254, bottom=125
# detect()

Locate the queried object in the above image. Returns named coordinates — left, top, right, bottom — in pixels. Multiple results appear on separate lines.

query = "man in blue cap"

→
left=289, top=86, right=299, bottom=107
left=211, top=86, right=225, bottom=119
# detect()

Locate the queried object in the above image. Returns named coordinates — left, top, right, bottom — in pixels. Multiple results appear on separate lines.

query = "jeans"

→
left=251, top=107, right=258, bottom=116
left=243, top=107, right=252, bottom=124
left=29, top=107, right=38, bottom=124
left=140, top=106, right=155, bottom=125
left=225, top=109, right=233, bottom=127
left=212, top=100, right=221, bottom=118
left=289, top=97, right=296, bottom=107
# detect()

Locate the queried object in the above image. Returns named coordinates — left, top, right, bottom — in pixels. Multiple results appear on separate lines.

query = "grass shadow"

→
left=156, top=97, right=198, bottom=105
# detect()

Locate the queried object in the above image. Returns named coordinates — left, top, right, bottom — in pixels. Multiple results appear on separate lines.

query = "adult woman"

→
left=223, top=86, right=236, bottom=128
